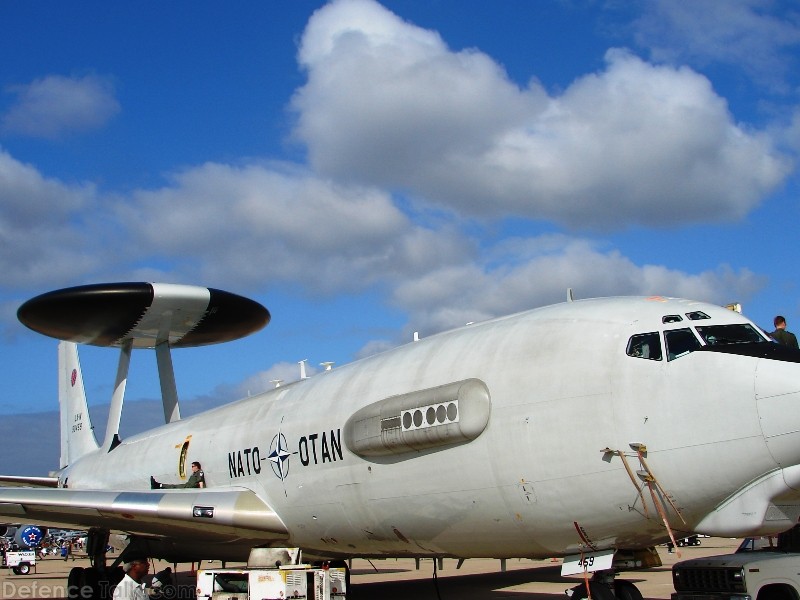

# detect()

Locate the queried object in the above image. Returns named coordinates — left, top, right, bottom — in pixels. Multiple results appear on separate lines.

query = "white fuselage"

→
left=61, top=297, right=800, bottom=559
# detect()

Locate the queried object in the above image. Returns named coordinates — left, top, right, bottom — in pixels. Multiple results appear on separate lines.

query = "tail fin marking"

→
left=58, top=341, right=99, bottom=468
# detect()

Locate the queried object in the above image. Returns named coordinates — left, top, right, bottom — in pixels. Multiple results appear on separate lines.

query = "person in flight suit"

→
left=771, top=315, right=799, bottom=349
left=151, top=461, right=205, bottom=489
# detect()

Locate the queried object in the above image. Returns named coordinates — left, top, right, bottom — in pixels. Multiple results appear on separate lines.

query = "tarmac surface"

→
left=0, top=537, right=741, bottom=600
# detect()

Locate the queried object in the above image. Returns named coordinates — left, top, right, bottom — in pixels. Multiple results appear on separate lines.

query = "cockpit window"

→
left=695, top=324, right=766, bottom=346
left=627, top=332, right=663, bottom=361
left=662, top=315, right=683, bottom=324
left=686, top=311, right=710, bottom=321
left=665, top=328, right=701, bottom=361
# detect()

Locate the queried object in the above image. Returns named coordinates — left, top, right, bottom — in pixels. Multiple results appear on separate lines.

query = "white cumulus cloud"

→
left=0, top=149, right=100, bottom=287
left=117, top=161, right=471, bottom=294
left=2, top=74, right=120, bottom=139
left=633, top=0, right=800, bottom=92
left=393, top=235, right=765, bottom=335
left=292, top=0, right=790, bottom=229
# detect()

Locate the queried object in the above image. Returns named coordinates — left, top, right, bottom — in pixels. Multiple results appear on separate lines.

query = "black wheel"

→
left=615, top=580, right=644, bottom=600
left=12, top=566, right=20, bottom=575
left=80, top=566, right=101, bottom=600
left=17, top=562, right=30, bottom=575
left=569, top=582, right=616, bottom=600
left=67, top=567, right=84, bottom=600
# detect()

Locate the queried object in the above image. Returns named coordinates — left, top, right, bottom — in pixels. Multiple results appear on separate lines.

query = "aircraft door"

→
left=755, top=358, right=800, bottom=468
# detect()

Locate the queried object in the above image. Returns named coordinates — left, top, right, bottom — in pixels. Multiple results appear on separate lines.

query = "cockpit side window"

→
left=662, top=315, right=683, bottom=324
left=627, top=332, right=663, bottom=361
left=695, top=324, right=767, bottom=345
left=665, top=328, right=701, bottom=361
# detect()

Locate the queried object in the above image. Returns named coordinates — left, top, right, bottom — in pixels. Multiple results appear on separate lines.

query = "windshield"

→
left=695, top=324, right=766, bottom=346
left=665, top=328, right=702, bottom=361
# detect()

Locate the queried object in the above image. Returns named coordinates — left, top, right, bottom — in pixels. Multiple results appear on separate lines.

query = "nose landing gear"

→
left=566, top=570, right=644, bottom=600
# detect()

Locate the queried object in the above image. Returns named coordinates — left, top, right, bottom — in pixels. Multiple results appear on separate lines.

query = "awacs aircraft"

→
left=3, top=282, right=800, bottom=600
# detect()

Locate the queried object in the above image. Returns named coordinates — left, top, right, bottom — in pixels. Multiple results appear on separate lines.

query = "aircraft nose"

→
left=756, top=357, right=800, bottom=467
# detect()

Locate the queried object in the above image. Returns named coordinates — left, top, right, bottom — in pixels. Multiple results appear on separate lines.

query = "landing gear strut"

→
left=67, top=528, right=124, bottom=600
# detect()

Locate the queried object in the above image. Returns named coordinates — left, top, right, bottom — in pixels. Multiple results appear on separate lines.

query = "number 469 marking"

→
left=561, top=549, right=615, bottom=576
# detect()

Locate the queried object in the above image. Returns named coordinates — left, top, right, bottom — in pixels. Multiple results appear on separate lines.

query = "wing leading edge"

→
left=0, top=487, right=288, bottom=544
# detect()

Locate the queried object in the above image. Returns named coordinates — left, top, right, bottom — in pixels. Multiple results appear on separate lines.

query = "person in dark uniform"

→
left=771, top=316, right=799, bottom=349
left=151, top=461, right=205, bottom=489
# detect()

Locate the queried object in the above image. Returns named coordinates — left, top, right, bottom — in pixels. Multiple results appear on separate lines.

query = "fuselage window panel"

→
left=627, top=332, right=663, bottom=361
left=695, top=324, right=767, bottom=345
left=665, top=328, right=701, bottom=361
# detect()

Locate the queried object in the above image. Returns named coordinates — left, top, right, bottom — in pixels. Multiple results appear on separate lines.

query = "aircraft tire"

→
left=108, top=565, right=125, bottom=588
left=67, top=567, right=84, bottom=600
left=615, top=580, right=644, bottom=600
left=102, top=566, right=125, bottom=600
left=568, top=581, right=616, bottom=600
left=81, top=566, right=101, bottom=600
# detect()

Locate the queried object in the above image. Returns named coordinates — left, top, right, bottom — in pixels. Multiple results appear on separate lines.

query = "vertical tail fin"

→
left=58, top=341, right=99, bottom=468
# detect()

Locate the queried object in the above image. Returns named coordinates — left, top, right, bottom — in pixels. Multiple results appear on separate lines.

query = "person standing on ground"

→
left=771, top=315, right=799, bottom=348
left=112, top=557, right=150, bottom=600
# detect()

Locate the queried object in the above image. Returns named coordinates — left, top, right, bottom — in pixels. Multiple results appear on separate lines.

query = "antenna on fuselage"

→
left=299, top=359, right=308, bottom=380
left=567, top=288, right=575, bottom=302
left=320, top=362, right=334, bottom=371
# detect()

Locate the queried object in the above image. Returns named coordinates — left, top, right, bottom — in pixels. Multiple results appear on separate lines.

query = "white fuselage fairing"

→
left=59, top=297, right=800, bottom=560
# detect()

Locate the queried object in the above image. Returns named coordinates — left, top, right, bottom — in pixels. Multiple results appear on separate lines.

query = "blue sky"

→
left=1, top=1, right=799, bottom=473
